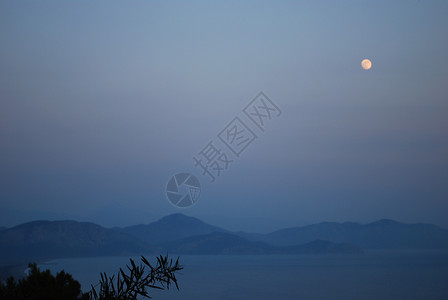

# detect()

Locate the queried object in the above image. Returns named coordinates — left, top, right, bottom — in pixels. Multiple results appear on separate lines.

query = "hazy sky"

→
left=1, top=0, right=447, bottom=231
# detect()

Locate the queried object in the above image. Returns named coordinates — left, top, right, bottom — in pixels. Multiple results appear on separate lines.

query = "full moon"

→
left=361, top=58, right=372, bottom=70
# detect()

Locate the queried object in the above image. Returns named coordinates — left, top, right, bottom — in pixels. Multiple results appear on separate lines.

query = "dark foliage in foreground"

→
left=90, top=255, right=183, bottom=300
left=0, top=255, right=183, bottom=300
left=0, top=263, right=88, bottom=300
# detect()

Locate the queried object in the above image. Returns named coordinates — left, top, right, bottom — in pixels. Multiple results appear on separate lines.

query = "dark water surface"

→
left=38, top=250, right=448, bottom=300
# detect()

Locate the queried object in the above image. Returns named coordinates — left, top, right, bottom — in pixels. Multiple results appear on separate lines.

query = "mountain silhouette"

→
left=0, top=220, right=152, bottom=264
left=1, top=214, right=447, bottom=267
left=123, top=213, right=226, bottom=245
left=162, top=232, right=362, bottom=254
left=238, top=218, right=448, bottom=249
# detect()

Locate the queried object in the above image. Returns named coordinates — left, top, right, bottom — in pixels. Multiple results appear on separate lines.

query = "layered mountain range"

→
left=1, top=213, right=448, bottom=265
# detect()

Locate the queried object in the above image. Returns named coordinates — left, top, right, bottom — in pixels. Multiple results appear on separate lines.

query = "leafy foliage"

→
left=0, top=255, right=183, bottom=300
left=0, top=263, right=88, bottom=300
left=90, top=255, right=183, bottom=300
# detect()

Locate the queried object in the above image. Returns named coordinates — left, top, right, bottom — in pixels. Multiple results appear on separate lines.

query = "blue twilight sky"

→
left=1, top=0, right=447, bottom=232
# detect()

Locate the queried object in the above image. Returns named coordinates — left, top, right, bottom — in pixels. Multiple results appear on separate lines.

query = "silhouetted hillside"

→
left=239, top=219, right=448, bottom=249
left=123, top=213, right=226, bottom=245
left=0, top=220, right=152, bottom=263
left=1, top=214, right=447, bottom=267
left=84, top=202, right=158, bottom=228
left=162, top=232, right=363, bottom=254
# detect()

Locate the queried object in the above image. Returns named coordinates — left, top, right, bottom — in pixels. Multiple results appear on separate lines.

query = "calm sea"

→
left=38, top=250, right=448, bottom=300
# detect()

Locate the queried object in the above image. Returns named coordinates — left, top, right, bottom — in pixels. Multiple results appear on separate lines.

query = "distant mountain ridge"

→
left=122, top=213, right=226, bottom=245
left=1, top=214, right=447, bottom=266
left=162, top=232, right=362, bottom=255
left=0, top=220, right=151, bottom=263
left=238, top=219, right=448, bottom=249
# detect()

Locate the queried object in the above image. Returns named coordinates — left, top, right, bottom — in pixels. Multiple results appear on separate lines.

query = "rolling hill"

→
left=123, top=213, right=226, bottom=245
left=0, top=220, right=152, bottom=263
left=1, top=214, right=447, bottom=267
left=162, top=232, right=363, bottom=254
left=238, top=219, right=448, bottom=249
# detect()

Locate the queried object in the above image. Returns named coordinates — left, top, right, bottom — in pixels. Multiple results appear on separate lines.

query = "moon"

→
left=361, top=58, right=372, bottom=70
